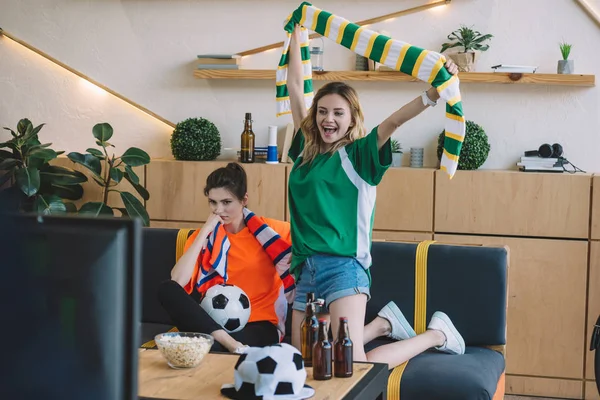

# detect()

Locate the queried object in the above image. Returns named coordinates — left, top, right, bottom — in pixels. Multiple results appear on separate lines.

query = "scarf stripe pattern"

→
left=276, top=1, right=465, bottom=178
left=243, top=210, right=296, bottom=296
left=190, top=208, right=296, bottom=304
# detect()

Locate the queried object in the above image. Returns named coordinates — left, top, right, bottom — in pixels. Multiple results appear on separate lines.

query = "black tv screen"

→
left=0, top=213, right=141, bottom=400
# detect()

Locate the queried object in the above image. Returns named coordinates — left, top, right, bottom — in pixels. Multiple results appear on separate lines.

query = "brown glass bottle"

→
left=240, top=112, right=255, bottom=163
left=312, top=318, right=332, bottom=380
left=334, top=317, right=353, bottom=377
left=300, top=292, right=318, bottom=367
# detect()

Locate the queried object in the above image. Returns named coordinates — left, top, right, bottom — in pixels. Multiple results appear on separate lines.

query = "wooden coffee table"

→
left=138, top=349, right=388, bottom=400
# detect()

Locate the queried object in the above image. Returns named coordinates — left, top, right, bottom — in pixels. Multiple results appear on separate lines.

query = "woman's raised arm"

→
left=376, top=60, right=459, bottom=149
left=288, top=24, right=308, bottom=132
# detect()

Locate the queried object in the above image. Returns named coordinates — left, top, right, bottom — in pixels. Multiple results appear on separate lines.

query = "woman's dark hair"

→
left=204, top=162, right=247, bottom=201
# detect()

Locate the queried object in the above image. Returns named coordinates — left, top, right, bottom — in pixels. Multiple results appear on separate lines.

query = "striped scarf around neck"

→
left=185, top=208, right=296, bottom=304
left=276, top=1, right=465, bottom=178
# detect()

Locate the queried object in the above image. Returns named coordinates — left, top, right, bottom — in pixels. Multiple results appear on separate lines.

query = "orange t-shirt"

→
left=185, top=218, right=291, bottom=328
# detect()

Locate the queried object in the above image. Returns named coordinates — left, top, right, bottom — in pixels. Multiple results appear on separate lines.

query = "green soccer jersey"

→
left=287, top=126, right=392, bottom=279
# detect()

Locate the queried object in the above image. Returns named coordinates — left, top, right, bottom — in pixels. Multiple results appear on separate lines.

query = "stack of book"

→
left=517, top=156, right=564, bottom=172
left=196, top=54, right=240, bottom=70
left=491, top=64, right=538, bottom=73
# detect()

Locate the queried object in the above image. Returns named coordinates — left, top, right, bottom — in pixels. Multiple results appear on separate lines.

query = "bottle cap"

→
left=318, top=318, right=327, bottom=324
left=339, top=317, right=348, bottom=322
left=245, top=112, right=252, bottom=120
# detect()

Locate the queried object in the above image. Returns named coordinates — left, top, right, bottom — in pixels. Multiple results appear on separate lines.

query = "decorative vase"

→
left=391, top=153, right=402, bottom=167
left=410, top=147, right=424, bottom=168
left=557, top=60, right=574, bottom=74
left=447, top=51, right=478, bottom=72
left=355, top=55, right=369, bottom=71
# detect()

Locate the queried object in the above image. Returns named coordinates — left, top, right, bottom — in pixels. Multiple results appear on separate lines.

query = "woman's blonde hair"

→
left=299, top=82, right=365, bottom=166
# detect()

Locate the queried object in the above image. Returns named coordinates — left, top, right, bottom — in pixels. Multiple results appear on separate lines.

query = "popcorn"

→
left=155, top=333, right=212, bottom=368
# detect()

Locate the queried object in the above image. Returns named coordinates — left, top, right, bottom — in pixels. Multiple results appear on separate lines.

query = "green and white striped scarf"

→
left=276, top=1, right=465, bottom=178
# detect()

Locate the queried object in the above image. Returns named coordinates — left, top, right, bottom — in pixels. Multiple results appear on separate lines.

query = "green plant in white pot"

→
left=557, top=41, right=573, bottom=74
left=391, top=139, right=402, bottom=167
left=440, top=25, right=493, bottom=72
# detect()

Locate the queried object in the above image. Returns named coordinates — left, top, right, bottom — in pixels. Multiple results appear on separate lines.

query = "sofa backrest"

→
left=367, top=241, right=508, bottom=347
left=141, top=228, right=181, bottom=325
left=140, top=228, right=508, bottom=348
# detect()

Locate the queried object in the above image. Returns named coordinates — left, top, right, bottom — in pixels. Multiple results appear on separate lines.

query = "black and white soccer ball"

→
left=220, top=343, right=315, bottom=399
left=200, top=284, right=251, bottom=333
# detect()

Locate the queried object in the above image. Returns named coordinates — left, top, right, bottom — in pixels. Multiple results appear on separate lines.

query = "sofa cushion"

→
left=398, top=346, right=504, bottom=400
left=367, top=338, right=504, bottom=400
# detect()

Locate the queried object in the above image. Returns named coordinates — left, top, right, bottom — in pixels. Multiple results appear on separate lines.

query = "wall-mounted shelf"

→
left=194, top=69, right=595, bottom=86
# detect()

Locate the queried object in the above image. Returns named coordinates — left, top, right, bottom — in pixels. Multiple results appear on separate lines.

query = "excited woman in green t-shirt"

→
left=286, top=24, right=465, bottom=370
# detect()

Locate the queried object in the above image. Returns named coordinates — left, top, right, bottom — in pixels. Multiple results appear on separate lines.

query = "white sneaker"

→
left=377, top=301, right=416, bottom=341
left=427, top=311, right=465, bottom=355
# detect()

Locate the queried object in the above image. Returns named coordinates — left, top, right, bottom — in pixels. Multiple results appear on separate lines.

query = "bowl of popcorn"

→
left=154, top=332, right=214, bottom=369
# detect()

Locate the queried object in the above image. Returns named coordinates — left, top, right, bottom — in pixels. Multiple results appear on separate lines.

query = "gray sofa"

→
left=139, top=228, right=508, bottom=400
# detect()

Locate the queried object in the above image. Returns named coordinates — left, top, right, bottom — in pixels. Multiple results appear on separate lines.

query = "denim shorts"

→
left=292, top=254, right=371, bottom=312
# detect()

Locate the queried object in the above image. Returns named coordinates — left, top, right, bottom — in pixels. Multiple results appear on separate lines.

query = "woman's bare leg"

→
left=363, top=315, right=392, bottom=344
left=329, top=294, right=459, bottom=369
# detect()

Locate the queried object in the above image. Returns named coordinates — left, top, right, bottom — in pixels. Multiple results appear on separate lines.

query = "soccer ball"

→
left=200, top=284, right=251, bottom=333
left=221, top=343, right=314, bottom=399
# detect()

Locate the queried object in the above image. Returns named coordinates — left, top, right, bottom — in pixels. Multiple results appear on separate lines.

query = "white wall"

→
left=1, top=0, right=599, bottom=171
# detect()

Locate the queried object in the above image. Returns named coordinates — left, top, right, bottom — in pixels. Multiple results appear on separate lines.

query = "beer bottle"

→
left=240, top=112, right=255, bottom=163
left=312, top=318, right=332, bottom=380
left=334, top=317, right=353, bottom=378
left=300, top=293, right=319, bottom=367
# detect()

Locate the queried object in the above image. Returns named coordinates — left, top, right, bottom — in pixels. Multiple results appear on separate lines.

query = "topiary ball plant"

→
left=171, top=117, right=221, bottom=161
left=436, top=120, right=490, bottom=170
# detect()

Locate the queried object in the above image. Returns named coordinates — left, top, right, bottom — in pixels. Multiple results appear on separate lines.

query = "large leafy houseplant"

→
left=67, top=122, right=151, bottom=226
left=0, top=118, right=87, bottom=213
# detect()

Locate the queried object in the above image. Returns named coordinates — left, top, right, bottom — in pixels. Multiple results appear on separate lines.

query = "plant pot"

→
left=447, top=51, right=478, bottom=72
left=391, top=153, right=402, bottom=167
left=557, top=59, right=574, bottom=74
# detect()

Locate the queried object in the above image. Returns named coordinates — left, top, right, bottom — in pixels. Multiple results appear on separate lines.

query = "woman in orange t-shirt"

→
left=158, top=163, right=292, bottom=354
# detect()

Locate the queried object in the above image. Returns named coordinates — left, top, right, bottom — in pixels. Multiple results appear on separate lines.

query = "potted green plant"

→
left=0, top=118, right=87, bottom=214
left=558, top=41, right=573, bottom=74
left=66, top=122, right=151, bottom=226
left=440, top=25, right=493, bottom=72
left=391, top=139, right=403, bottom=167
left=436, top=120, right=490, bottom=170
left=171, top=117, right=221, bottom=161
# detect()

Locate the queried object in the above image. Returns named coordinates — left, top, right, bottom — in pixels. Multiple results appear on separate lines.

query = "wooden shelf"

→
left=194, top=69, right=595, bottom=86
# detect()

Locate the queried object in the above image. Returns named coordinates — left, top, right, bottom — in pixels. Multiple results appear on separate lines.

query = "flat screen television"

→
left=0, top=213, right=141, bottom=400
